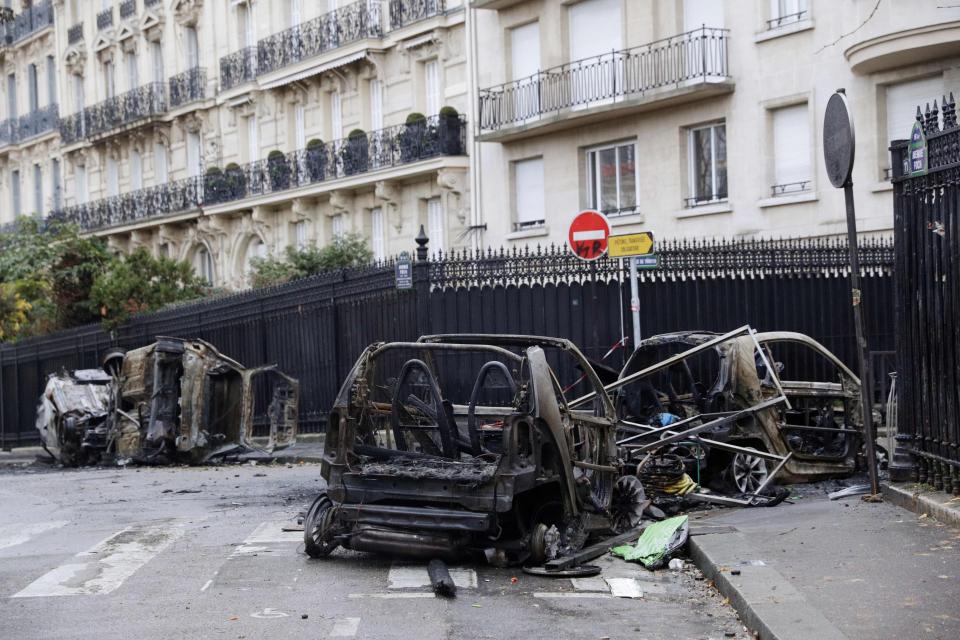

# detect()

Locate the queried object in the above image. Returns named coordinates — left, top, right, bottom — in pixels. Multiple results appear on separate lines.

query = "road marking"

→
left=12, top=520, right=185, bottom=598
left=232, top=521, right=301, bottom=556
left=200, top=579, right=213, bottom=592
left=0, top=521, right=68, bottom=551
left=606, top=578, right=642, bottom=598
left=348, top=593, right=436, bottom=599
left=532, top=592, right=611, bottom=599
left=251, top=608, right=288, bottom=619
left=330, top=617, right=361, bottom=637
left=571, top=576, right=608, bottom=592
left=387, top=563, right=478, bottom=589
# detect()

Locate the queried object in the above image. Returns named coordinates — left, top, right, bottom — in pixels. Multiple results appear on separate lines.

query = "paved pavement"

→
left=689, top=483, right=960, bottom=640
left=0, top=463, right=747, bottom=640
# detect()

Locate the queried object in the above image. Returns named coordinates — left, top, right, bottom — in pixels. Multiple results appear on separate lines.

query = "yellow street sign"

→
left=608, top=231, right=654, bottom=258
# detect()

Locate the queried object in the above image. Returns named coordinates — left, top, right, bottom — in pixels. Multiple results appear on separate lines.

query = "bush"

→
left=439, top=106, right=459, bottom=118
left=306, top=138, right=324, bottom=149
left=348, top=129, right=367, bottom=140
left=405, top=112, right=427, bottom=126
left=249, top=233, right=374, bottom=288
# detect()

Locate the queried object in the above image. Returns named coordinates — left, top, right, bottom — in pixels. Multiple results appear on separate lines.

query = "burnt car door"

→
left=241, top=366, right=298, bottom=451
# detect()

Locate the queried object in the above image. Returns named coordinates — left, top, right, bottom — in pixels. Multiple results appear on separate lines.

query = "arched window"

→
left=194, top=246, right=214, bottom=284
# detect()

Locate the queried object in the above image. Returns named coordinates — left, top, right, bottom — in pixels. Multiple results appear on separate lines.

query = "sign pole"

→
left=629, top=257, right=641, bottom=347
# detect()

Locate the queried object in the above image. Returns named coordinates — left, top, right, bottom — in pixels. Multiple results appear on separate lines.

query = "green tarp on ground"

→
left=611, top=515, right=689, bottom=569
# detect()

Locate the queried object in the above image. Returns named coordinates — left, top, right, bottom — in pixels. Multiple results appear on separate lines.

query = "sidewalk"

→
left=689, top=486, right=960, bottom=640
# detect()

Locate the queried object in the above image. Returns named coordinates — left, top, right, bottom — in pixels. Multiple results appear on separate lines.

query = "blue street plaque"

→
left=396, top=251, right=413, bottom=289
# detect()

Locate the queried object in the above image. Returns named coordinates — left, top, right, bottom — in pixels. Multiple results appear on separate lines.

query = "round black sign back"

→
left=823, top=91, right=855, bottom=188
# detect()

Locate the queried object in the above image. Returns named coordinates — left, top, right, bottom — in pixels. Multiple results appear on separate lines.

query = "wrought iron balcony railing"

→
left=219, top=47, right=257, bottom=91
left=96, top=7, right=114, bottom=31
left=169, top=67, right=206, bottom=109
left=59, top=82, right=166, bottom=144
left=478, top=27, right=729, bottom=133
left=770, top=180, right=811, bottom=197
left=120, top=0, right=137, bottom=20
left=205, top=114, right=467, bottom=206
left=256, top=0, right=381, bottom=77
left=0, top=0, right=54, bottom=45
left=0, top=104, right=59, bottom=146
left=145, top=0, right=160, bottom=7
left=50, top=176, right=204, bottom=232
left=67, top=22, right=83, bottom=44
left=389, top=0, right=444, bottom=31
left=766, top=10, right=808, bottom=30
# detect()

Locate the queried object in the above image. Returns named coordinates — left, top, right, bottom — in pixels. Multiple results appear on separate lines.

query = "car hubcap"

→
left=732, top=453, right=768, bottom=493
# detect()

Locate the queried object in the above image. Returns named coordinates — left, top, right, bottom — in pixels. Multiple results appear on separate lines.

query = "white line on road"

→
left=348, top=593, right=437, bottom=599
left=605, top=578, right=642, bottom=599
left=0, top=521, right=68, bottom=551
left=387, top=563, right=478, bottom=589
left=200, top=579, right=213, bottom=592
left=232, top=521, right=302, bottom=556
left=532, top=592, right=612, bottom=599
left=12, top=520, right=185, bottom=598
left=330, top=617, right=361, bottom=637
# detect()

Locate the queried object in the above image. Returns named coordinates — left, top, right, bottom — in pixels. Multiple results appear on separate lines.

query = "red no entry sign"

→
left=567, top=210, right=610, bottom=261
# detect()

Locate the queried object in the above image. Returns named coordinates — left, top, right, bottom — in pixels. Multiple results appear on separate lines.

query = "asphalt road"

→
left=0, top=462, right=746, bottom=640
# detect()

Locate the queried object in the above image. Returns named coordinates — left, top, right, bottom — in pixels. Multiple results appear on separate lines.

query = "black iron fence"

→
left=220, top=47, right=258, bottom=91
left=96, top=7, right=113, bottom=31
left=891, top=95, right=960, bottom=493
left=1, top=0, right=53, bottom=45
left=120, top=0, right=137, bottom=20
left=0, top=237, right=895, bottom=448
left=389, top=0, right=445, bottom=30
left=59, top=82, right=166, bottom=144
left=478, top=26, right=729, bottom=133
left=67, top=22, right=83, bottom=44
left=0, top=103, right=58, bottom=146
left=168, top=67, right=206, bottom=109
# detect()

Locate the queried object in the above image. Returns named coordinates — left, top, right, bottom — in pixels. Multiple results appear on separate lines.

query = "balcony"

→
left=169, top=67, right=207, bottom=109
left=389, top=0, right=444, bottom=31
left=51, top=176, right=203, bottom=233
left=96, top=7, right=114, bottom=31
left=205, top=114, right=467, bottom=207
left=478, top=27, right=732, bottom=142
left=145, top=0, right=160, bottom=7
left=67, top=23, right=84, bottom=45
left=120, top=0, right=137, bottom=20
left=255, top=0, right=382, bottom=79
left=0, top=0, right=54, bottom=46
left=0, top=104, right=59, bottom=147
left=219, top=47, right=257, bottom=91
left=59, top=82, right=166, bottom=145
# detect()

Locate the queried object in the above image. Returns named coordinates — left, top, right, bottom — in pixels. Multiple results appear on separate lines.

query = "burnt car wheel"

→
left=304, top=493, right=339, bottom=558
left=609, top=475, right=647, bottom=534
left=725, top=451, right=769, bottom=493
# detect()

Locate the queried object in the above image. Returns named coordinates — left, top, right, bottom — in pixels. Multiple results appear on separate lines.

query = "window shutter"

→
left=47, top=56, right=57, bottom=106
left=331, top=91, right=342, bottom=139
left=154, top=143, right=168, bottom=184
left=427, top=197, right=444, bottom=252
left=126, top=52, right=139, bottom=91
left=510, top=22, right=540, bottom=81
left=371, top=207, right=385, bottom=260
left=107, top=156, right=119, bottom=196
left=569, top=0, right=621, bottom=61
left=370, top=79, right=383, bottom=130
left=151, top=41, right=164, bottom=84
left=295, top=104, right=305, bottom=149
left=886, top=75, right=944, bottom=145
left=425, top=61, right=440, bottom=117
left=33, top=164, right=42, bottom=214
left=247, top=115, right=258, bottom=161
left=773, top=104, right=810, bottom=186
left=76, top=165, right=88, bottom=204
left=52, top=158, right=62, bottom=211
left=131, top=149, right=143, bottom=190
left=514, top=157, right=545, bottom=225
left=684, top=0, right=725, bottom=30
left=187, top=132, right=202, bottom=178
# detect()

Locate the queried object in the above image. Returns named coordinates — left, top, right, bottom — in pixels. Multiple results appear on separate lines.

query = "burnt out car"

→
left=36, top=369, right=114, bottom=466
left=306, top=335, right=644, bottom=564
left=36, top=337, right=298, bottom=465
left=614, top=330, right=864, bottom=492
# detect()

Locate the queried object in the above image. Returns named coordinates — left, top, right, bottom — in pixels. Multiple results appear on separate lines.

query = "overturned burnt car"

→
left=306, top=335, right=645, bottom=564
left=609, top=328, right=865, bottom=493
left=36, top=337, right=298, bottom=465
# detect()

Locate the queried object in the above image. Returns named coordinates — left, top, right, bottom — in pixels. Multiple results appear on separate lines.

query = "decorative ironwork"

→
left=96, top=7, right=114, bottom=30
left=389, top=0, right=444, bottom=30
left=683, top=191, right=728, bottom=208
left=50, top=176, right=204, bottom=232
left=204, top=114, right=466, bottom=207
left=59, top=82, right=166, bottom=144
left=120, top=0, right=137, bottom=20
left=256, top=0, right=382, bottom=77
left=479, top=27, right=729, bottom=133
left=67, top=22, right=83, bottom=44
left=429, top=237, right=895, bottom=290
left=0, top=0, right=53, bottom=45
left=766, top=10, right=807, bottom=29
left=770, top=180, right=811, bottom=196
left=144, top=0, right=160, bottom=7
left=0, top=104, right=59, bottom=146
left=169, top=67, right=206, bottom=108
left=219, top=47, right=257, bottom=91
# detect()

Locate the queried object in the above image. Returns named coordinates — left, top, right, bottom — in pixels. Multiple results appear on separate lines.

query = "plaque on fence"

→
left=396, top=251, right=412, bottom=290
left=908, top=120, right=928, bottom=177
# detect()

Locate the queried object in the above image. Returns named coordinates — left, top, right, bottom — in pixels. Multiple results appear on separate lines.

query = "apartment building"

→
left=0, top=0, right=60, bottom=222
left=471, top=0, right=960, bottom=246
left=32, top=0, right=468, bottom=288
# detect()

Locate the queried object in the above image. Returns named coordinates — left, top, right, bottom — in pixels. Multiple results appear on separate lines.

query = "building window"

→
left=513, top=157, right=545, bottom=230
left=11, top=169, right=21, bottom=217
left=33, top=164, right=42, bottom=215
left=151, top=41, right=164, bottom=84
left=687, top=122, right=727, bottom=206
left=330, top=91, right=342, bottom=139
left=52, top=158, right=62, bottom=211
left=28, top=64, right=38, bottom=112
left=294, top=220, right=308, bottom=249
left=46, top=56, right=57, bottom=105
left=106, top=155, right=119, bottom=196
left=154, top=142, right=168, bottom=184
left=125, top=51, right=139, bottom=91
left=331, top=214, right=345, bottom=238
left=768, top=0, right=808, bottom=29
left=7, top=73, right=17, bottom=120
left=103, top=60, right=115, bottom=99
left=289, top=0, right=302, bottom=27
left=771, top=104, right=811, bottom=196
left=370, top=207, right=385, bottom=261
left=185, top=26, right=200, bottom=69
left=130, top=149, right=143, bottom=190
left=294, top=103, right=306, bottom=150
left=187, top=131, right=202, bottom=178
left=427, top=197, right=444, bottom=253
left=73, top=74, right=84, bottom=113
left=244, top=237, right=265, bottom=278
left=370, top=78, right=383, bottom=130
left=246, top=115, right=258, bottom=161
left=238, top=2, right=254, bottom=49
left=586, top=142, right=637, bottom=217
left=75, top=164, right=88, bottom=204
left=194, top=247, right=214, bottom=284
left=424, top=60, right=440, bottom=117
left=886, top=75, right=944, bottom=148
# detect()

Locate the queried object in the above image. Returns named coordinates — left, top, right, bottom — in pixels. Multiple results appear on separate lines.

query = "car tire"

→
left=303, top=492, right=339, bottom=558
left=723, top=449, right=770, bottom=494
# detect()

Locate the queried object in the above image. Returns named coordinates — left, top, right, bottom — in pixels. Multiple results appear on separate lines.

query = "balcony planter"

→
left=267, top=150, right=291, bottom=191
left=400, top=112, right=426, bottom=163
left=224, top=162, right=246, bottom=201
left=438, top=106, right=462, bottom=155
left=343, top=129, right=369, bottom=177
left=204, top=167, right=224, bottom=204
left=306, top=138, right=326, bottom=182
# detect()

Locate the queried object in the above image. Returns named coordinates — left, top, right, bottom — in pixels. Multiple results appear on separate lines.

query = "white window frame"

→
left=195, top=247, right=214, bottom=284
left=75, top=164, right=88, bottom=204
left=330, top=91, right=342, bottom=140
left=125, top=51, right=139, bottom=92
left=771, top=103, right=811, bottom=196
left=331, top=214, right=345, bottom=238
left=294, top=103, right=306, bottom=149
left=187, top=131, right=202, bottom=178
left=106, top=155, right=119, bottom=197
left=103, top=60, right=115, bottom=99
left=686, top=122, right=727, bottom=206
left=33, top=164, right=43, bottom=214
left=370, top=78, right=383, bottom=130
left=768, top=0, right=809, bottom=29
left=247, top=114, right=258, bottom=162
left=185, top=26, right=200, bottom=69
left=151, top=41, right=164, bottom=85
left=370, top=207, right=385, bottom=261
left=51, top=158, right=62, bottom=211
left=131, top=148, right=143, bottom=190
left=154, top=142, right=168, bottom=184
left=425, top=60, right=441, bottom=117
left=513, top=157, right=546, bottom=230
left=11, top=169, right=21, bottom=216
left=427, top=197, right=444, bottom=253
left=585, top=141, right=639, bottom=217
left=294, top=220, right=308, bottom=249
